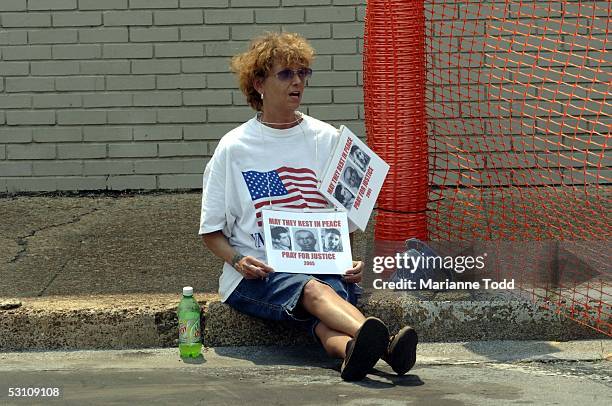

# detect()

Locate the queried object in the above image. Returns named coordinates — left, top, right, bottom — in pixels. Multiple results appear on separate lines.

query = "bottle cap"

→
left=182, top=286, right=193, bottom=296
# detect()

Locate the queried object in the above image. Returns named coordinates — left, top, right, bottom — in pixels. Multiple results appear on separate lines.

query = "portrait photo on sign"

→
left=342, top=164, right=363, bottom=193
left=334, top=183, right=355, bottom=210
left=270, top=226, right=292, bottom=251
left=321, top=228, right=343, bottom=252
left=349, top=145, right=371, bottom=172
left=293, top=228, right=320, bottom=252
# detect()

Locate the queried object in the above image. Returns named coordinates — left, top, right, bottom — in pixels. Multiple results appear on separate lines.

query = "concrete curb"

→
left=0, top=292, right=604, bottom=351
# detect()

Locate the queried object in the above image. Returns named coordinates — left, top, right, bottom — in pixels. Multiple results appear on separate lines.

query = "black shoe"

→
left=383, top=326, right=418, bottom=375
left=340, top=317, right=389, bottom=381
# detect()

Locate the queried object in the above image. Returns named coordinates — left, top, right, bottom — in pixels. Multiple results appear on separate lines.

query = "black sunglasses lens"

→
left=276, top=68, right=312, bottom=81
left=298, top=68, right=313, bottom=79
left=277, top=69, right=293, bottom=81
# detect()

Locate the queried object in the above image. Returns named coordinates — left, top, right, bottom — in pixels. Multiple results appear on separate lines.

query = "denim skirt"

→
left=226, top=272, right=362, bottom=336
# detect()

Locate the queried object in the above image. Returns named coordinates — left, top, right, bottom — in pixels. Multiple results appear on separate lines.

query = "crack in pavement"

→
left=8, top=207, right=100, bottom=265
left=37, top=257, right=71, bottom=297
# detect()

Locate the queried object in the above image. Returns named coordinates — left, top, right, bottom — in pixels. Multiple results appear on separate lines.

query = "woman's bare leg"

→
left=300, top=279, right=366, bottom=337
left=315, top=321, right=352, bottom=359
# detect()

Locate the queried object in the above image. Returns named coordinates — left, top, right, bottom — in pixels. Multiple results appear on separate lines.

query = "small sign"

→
left=319, top=126, right=390, bottom=231
left=262, top=208, right=353, bottom=275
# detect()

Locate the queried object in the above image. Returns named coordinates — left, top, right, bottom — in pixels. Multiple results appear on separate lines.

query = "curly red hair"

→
left=230, top=32, right=315, bottom=111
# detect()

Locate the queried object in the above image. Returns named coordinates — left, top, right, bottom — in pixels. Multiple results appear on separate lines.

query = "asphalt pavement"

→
left=1, top=341, right=610, bottom=405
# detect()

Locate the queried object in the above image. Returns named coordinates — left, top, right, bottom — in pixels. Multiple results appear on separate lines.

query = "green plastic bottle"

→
left=178, top=286, right=202, bottom=358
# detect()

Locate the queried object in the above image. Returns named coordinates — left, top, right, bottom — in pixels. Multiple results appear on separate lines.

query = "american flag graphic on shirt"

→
left=242, top=166, right=329, bottom=226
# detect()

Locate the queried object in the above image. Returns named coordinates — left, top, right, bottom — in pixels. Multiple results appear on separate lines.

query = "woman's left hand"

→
left=343, top=260, right=363, bottom=284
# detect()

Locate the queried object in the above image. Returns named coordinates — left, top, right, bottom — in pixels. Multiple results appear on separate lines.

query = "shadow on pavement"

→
left=213, top=345, right=334, bottom=368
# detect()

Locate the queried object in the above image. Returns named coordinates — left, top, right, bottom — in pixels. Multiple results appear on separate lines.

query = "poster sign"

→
left=262, top=208, right=352, bottom=275
left=319, top=126, right=390, bottom=231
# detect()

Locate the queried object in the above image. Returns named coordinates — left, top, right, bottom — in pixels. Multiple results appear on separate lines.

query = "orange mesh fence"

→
left=364, top=1, right=611, bottom=335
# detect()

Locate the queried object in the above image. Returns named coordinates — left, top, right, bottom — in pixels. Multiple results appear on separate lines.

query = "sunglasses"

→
left=273, top=67, right=313, bottom=82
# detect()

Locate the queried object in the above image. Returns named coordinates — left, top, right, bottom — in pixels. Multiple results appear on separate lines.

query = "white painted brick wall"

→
left=0, top=1, right=606, bottom=193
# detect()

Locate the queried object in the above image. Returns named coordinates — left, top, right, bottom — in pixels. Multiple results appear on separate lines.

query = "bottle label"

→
left=178, top=311, right=201, bottom=344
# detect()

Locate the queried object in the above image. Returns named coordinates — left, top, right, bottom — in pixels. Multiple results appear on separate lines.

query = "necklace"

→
left=256, top=111, right=303, bottom=127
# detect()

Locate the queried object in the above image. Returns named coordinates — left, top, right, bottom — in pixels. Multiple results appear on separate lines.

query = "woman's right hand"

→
left=202, top=232, right=274, bottom=280
left=236, top=256, right=274, bottom=279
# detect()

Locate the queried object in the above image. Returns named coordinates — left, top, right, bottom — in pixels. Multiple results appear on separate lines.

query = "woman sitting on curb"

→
left=199, top=32, right=418, bottom=381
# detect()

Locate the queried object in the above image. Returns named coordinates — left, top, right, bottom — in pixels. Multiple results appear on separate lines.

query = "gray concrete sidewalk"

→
left=0, top=193, right=219, bottom=297
left=0, top=342, right=610, bottom=405
left=0, top=193, right=608, bottom=350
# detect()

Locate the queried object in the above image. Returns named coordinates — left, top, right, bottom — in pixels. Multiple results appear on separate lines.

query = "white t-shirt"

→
left=199, top=113, right=352, bottom=302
